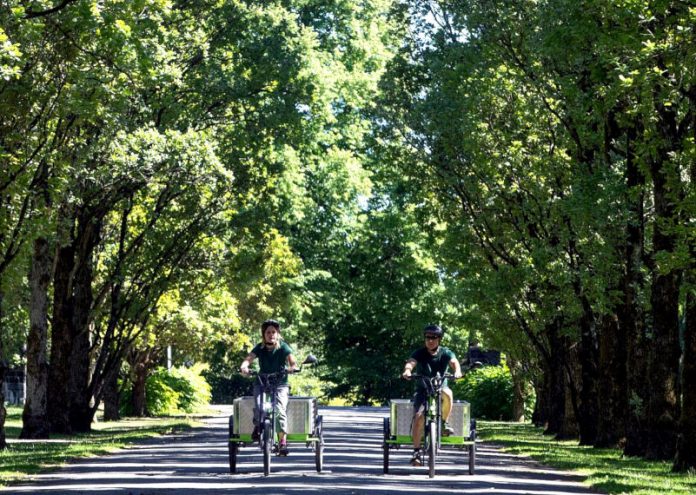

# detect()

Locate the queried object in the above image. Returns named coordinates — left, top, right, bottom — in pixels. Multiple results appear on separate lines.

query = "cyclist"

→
left=401, top=324, right=462, bottom=466
left=240, top=319, right=298, bottom=456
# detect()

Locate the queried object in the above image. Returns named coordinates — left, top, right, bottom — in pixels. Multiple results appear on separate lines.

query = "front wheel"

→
left=468, top=427, right=477, bottom=475
left=315, top=415, right=324, bottom=473
left=228, top=415, right=238, bottom=473
left=262, top=419, right=272, bottom=476
left=382, top=417, right=390, bottom=474
left=427, top=420, right=436, bottom=478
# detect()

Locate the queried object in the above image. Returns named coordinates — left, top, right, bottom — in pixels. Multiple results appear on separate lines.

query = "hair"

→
left=261, top=319, right=281, bottom=333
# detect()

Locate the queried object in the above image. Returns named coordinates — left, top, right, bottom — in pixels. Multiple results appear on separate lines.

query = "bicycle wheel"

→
left=382, top=417, right=390, bottom=474
left=427, top=420, right=436, bottom=478
left=315, top=415, right=324, bottom=473
left=468, top=428, right=476, bottom=475
left=262, top=419, right=272, bottom=476
left=228, top=415, right=238, bottom=473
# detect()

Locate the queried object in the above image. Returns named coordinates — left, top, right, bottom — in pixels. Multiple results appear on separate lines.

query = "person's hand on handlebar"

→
left=454, top=370, right=463, bottom=379
left=401, top=368, right=413, bottom=380
left=240, top=364, right=251, bottom=376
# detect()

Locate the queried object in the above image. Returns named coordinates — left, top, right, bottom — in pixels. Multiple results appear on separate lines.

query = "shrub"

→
left=450, top=364, right=515, bottom=420
left=147, top=364, right=211, bottom=415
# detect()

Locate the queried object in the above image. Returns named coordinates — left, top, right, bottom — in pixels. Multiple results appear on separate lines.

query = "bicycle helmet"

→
left=423, top=324, right=444, bottom=337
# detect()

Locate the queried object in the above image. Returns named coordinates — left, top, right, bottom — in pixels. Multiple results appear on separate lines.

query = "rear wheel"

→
left=315, top=415, right=324, bottom=473
left=228, top=415, right=238, bottom=473
left=468, top=427, right=477, bottom=475
left=427, top=421, right=436, bottom=478
left=262, top=419, right=272, bottom=476
left=382, top=417, right=390, bottom=474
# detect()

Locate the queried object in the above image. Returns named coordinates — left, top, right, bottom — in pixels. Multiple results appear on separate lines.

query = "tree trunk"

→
left=131, top=350, right=151, bottom=417
left=20, top=237, right=52, bottom=439
left=545, top=325, right=576, bottom=438
left=0, top=289, right=6, bottom=449
left=103, top=365, right=121, bottom=421
left=48, top=212, right=76, bottom=435
left=576, top=298, right=599, bottom=445
left=673, top=287, right=696, bottom=471
left=594, top=312, right=627, bottom=447
left=560, top=343, right=580, bottom=440
left=622, top=140, right=648, bottom=457
left=643, top=165, right=681, bottom=460
left=508, top=356, right=526, bottom=422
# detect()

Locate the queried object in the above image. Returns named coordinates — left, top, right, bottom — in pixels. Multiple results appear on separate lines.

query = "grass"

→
left=0, top=406, right=200, bottom=486
left=479, top=421, right=696, bottom=495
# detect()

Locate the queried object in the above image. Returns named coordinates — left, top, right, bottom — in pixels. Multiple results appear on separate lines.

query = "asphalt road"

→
left=2, top=406, right=603, bottom=495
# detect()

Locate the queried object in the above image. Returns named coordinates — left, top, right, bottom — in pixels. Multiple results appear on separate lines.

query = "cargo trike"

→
left=383, top=370, right=477, bottom=478
left=228, top=355, right=323, bottom=476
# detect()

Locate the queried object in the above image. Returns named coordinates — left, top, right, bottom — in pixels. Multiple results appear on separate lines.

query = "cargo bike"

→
left=228, top=355, right=323, bottom=476
left=383, top=371, right=477, bottom=478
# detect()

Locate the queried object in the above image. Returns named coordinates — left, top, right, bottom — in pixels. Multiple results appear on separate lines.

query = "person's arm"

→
left=240, top=352, right=257, bottom=376
left=286, top=352, right=299, bottom=373
left=402, top=358, right=417, bottom=380
left=449, top=356, right=462, bottom=379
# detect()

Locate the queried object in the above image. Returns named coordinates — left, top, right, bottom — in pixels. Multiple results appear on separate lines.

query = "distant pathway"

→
left=2, top=406, right=603, bottom=494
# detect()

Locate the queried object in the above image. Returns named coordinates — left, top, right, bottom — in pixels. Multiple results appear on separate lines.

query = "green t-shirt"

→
left=410, top=346, right=456, bottom=390
left=252, top=341, right=293, bottom=385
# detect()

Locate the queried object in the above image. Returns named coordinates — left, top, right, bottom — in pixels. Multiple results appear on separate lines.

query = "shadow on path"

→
left=2, top=406, right=603, bottom=495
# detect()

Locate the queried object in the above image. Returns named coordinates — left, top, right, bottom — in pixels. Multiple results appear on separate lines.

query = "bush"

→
left=146, top=364, right=212, bottom=415
left=450, top=364, right=515, bottom=420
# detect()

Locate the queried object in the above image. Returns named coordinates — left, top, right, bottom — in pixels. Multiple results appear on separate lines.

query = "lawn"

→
left=479, top=421, right=696, bottom=495
left=0, top=406, right=199, bottom=486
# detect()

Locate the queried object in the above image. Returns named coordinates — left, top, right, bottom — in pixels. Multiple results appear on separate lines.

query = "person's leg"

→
left=275, top=385, right=290, bottom=453
left=410, top=392, right=426, bottom=465
left=441, top=387, right=453, bottom=421
left=441, top=387, right=454, bottom=435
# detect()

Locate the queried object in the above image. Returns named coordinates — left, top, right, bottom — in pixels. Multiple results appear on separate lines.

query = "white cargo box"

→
left=232, top=396, right=255, bottom=435
left=389, top=398, right=470, bottom=438
left=232, top=395, right=316, bottom=435
left=286, top=396, right=316, bottom=434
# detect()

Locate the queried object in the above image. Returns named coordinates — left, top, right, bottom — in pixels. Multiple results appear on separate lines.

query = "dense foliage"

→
left=0, top=0, right=695, bottom=474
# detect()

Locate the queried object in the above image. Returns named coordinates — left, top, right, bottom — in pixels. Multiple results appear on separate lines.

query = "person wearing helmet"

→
left=240, top=319, right=298, bottom=456
left=401, top=324, right=462, bottom=466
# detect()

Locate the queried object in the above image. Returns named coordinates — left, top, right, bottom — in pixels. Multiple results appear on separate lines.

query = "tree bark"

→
left=130, top=350, right=152, bottom=417
left=68, top=210, right=102, bottom=432
left=622, top=136, right=649, bottom=457
left=0, top=289, right=6, bottom=449
left=102, top=365, right=121, bottom=421
left=20, top=237, right=52, bottom=439
left=508, top=356, right=526, bottom=422
left=576, top=297, right=599, bottom=445
left=594, top=312, right=627, bottom=448
left=673, top=287, right=696, bottom=471
left=545, top=324, right=577, bottom=438
left=643, top=160, right=681, bottom=460
left=47, top=206, right=76, bottom=435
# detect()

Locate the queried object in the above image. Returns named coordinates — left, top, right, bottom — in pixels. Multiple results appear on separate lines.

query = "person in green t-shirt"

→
left=401, top=324, right=462, bottom=466
left=240, top=319, right=298, bottom=456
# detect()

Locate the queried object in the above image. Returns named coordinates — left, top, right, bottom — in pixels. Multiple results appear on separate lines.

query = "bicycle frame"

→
left=412, top=372, right=450, bottom=454
left=252, top=370, right=287, bottom=453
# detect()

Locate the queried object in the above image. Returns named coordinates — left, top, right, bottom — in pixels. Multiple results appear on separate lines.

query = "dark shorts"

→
left=412, top=387, right=451, bottom=415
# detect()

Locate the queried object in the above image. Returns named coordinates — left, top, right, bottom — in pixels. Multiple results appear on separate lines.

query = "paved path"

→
left=2, top=406, right=602, bottom=494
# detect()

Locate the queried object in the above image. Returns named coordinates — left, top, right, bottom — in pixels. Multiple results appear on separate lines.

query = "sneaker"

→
left=279, top=440, right=289, bottom=456
left=442, top=421, right=454, bottom=436
left=251, top=426, right=260, bottom=442
left=410, top=450, right=422, bottom=466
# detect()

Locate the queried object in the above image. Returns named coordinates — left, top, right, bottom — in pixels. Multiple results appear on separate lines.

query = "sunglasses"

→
left=425, top=335, right=440, bottom=340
